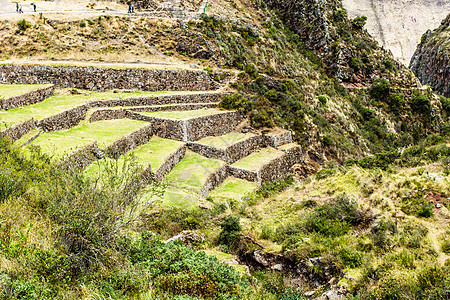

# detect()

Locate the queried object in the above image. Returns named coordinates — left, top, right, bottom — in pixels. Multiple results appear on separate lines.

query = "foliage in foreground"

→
left=0, top=139, right=244, bottom=299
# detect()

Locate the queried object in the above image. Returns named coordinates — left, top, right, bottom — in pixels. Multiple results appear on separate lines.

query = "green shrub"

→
left=220, top=93, right=254, bottom=113
left=218, top=215, right=242, bottom=249
left=409, top=94, right=431, bottom=113
left=318, top=95, right=327, bottom=105
left=441, top=96, right=450, bottom=114
left=369, top=78, right=390, bottom=102
left=302, top=197, right=367, bottom=237
left=17, top=19, right=31, bottom=31
left=128, top=231, right=244, bottom=299
left=352, top=16, right=367, bottom=30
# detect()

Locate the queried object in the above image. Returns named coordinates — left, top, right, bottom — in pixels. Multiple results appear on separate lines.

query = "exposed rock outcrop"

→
left=410, top=14, right=450, bottom=98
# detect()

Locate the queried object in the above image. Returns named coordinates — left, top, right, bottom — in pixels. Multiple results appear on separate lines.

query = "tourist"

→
left=15, top=3, right=19, bottom=13
left=131, top=4, right=135, bottom=13
left=33, top=3, right=36, bottom=12
left=19, top=5, right=23, bottom=13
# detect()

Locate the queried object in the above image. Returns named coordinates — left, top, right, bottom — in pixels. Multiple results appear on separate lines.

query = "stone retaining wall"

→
left=185, top=111, right=243, bottom=141
left=199, top=165, right=228, bottom=198
left=39, top=105, right=90, bottom=132
left=1, top=119, right=36, bottom=142
left=266, top=131, right=293, bottom=147
left=187, top=131, right=293, bottom=164
left=186, top=142, right=227, bottom=161
left=259, top=145, right=303, bottom=185
left=0, top=85, right=54, bottom=110
left=60, top=141, right=98, bottom=170
left=128, top=102, right=218, bottom=112
left=105, top=124, right=153, bottom=159
left=89, top=109, right=134, bottom=123
left=153, top=144, right=187, bottom=182
left=227, top=165, right=259, bottom=182
left=136, top=115, right=185, bottom=140
left=226, top=135, right=266, bottom=163
left=0, top=64, right=219, bottom=91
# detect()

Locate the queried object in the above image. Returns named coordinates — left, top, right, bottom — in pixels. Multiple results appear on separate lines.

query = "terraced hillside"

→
left=0, top=66, right=304, bottom=207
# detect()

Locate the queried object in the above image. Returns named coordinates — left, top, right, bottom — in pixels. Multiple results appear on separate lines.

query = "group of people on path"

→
left=15, top=2, right=37, bottom=13
left=128, top=3, right=135, bottom=13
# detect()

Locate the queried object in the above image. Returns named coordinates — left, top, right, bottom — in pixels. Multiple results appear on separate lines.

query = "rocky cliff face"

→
left=410, top=15, right=450, bottom=98
left=342, top=0, right=449, bottom=65
left=263, top=0, right=417, bottom=87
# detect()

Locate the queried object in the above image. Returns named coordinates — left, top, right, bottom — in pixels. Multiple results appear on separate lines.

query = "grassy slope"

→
left=197, top=132, right=255, bottom=149
left=28, top=119, right=148, bottom=157
left=209, top=177, right=258, bottom=201
left=0, top=89, right=179, bottom=130
left=231, top=147, right=284, bottom=171
left=0, top=83, right=52, bottom=99
left=140, top=108, right=228, bottom=120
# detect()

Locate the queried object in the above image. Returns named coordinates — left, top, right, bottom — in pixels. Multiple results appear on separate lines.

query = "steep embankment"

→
left=342, top=0, right=449, bottom=65
left=410, top=14, right=450, bottom=98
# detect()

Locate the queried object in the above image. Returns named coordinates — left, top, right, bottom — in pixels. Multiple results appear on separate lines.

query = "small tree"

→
left=218, top=215, right=241, bottom=250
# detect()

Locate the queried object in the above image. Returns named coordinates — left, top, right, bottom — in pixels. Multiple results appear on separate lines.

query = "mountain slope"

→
left=410, top=14, right=450, bottom=98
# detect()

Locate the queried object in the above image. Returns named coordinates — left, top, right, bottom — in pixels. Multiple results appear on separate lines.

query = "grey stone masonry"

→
left=133, top=111, right=243, bottom=142
left=0, top=64, right=220, bottom=91
left=187, top=131, right=293, bottom=164
left=0, top=84, right=54, bottom=110
left=105, top=124, right=153, bottom=159
left=0, top=92, right=225, bottom=142
left=153, top=144, right=187, bottom=182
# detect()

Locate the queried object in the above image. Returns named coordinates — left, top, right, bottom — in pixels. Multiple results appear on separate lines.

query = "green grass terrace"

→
left=0, top=89, right=190, bottom=130
left=231, top=147, right=284, bottom=171
left=0, top=83, right=52, bottom=100
left=25, top=119, right=149, bottom=158
left=84, top=136, right=184, bottom=178
left=196, top=132, right=255, bottom=149
left=139, top=108, right=229, bottom=120
left=209, top=177, right=257, bottom=201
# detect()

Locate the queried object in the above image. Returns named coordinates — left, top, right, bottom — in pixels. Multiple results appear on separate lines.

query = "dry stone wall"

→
left=259, top=145, right=303, bottom=185
left=60, top=141, right=98, bottom=170
left=1, top=119, right=36, bottom=142
left=153, top=144, right=187, bottom=182
left=38, top=105, right=90, bottom=132
left=0, top=85, right=54, bottom=110
left=0, top=64, right=220, bottom=91
left=136, top=115, right=186, bottom=141
left=199, top=165, right=228, bottom=198
left=187, top=131, right=293, bottom=164
left=184, top=112, right=243, bottom=141
left=105, top=124, right=153, bottom=159
left=227, top=165, right=259, bottom=182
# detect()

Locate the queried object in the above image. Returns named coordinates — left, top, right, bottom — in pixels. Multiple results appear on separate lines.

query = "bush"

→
left=409, top=94, right=431, bottom=113
left=441, top=96, right=450, bottom=114
left=128, top=232, right=244, bottom=299
left=369, top=78, right=390, bottom=102
left=17, top=19, right=31, bottom=31
left=220, top=93, right=254, bottom=113
left=218, top=215, right=242, bottom=249
left=302, top=197, right=368, bottom=237
left=352, top=16, right=367, bottom=30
